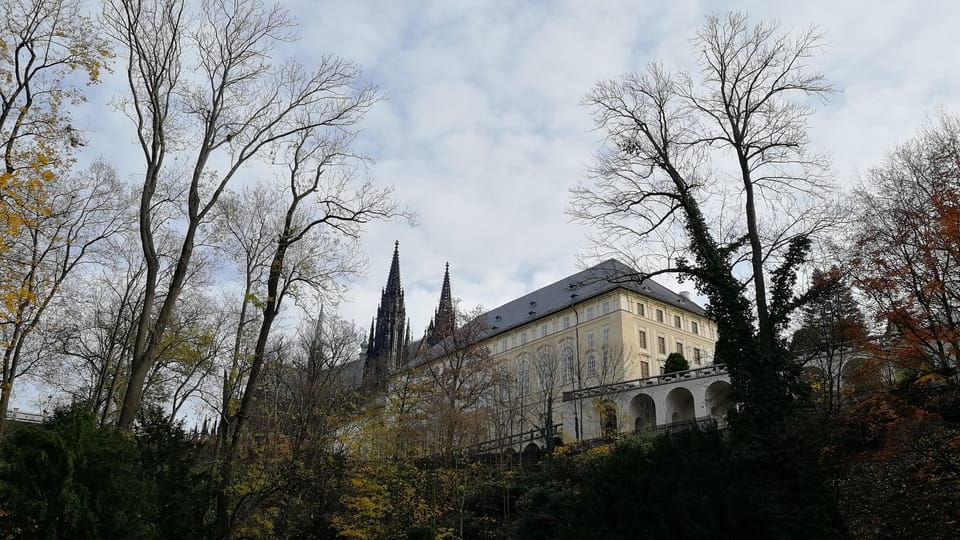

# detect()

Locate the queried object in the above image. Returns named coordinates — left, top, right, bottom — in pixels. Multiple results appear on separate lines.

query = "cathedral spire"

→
left=386, top=240, right=401, bottom=294
left=440, top=262, right=452, bottom=308
left=362, top=241, right=409, bottom=390
left=425, top=262, right=456, bottom=347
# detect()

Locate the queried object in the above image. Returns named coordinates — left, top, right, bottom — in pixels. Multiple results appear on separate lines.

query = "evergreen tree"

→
left=791, top=267, right=868, bottom=414
left=664, top=352, right=690, bottom=373
left=0, top=406, right=156, bottom=539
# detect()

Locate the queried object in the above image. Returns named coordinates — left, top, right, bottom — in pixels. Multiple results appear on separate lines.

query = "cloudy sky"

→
left=77, top=0, right=960, bottom=339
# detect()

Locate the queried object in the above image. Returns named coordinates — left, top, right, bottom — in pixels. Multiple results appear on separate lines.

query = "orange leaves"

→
left=851, top=117, right=960, bottom=377
left=834, top=393, right=938, bottom=457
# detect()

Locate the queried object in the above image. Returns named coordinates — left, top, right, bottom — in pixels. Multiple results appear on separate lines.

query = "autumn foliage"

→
left=851, top=115, right=960, bottom=380
left=0, top=0, right=110, bottom=304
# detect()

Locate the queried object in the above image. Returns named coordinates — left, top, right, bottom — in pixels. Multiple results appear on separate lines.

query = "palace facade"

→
left=361, top=243, right=722, bottom=447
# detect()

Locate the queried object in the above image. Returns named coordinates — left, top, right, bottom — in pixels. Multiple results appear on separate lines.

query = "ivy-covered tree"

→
left=568, top=12, right=843, bottom=533
left=571, top=12, right=840, bottom=433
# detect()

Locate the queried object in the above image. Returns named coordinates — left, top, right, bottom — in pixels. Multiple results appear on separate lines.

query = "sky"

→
left=71, top=0, right=960, bottom=343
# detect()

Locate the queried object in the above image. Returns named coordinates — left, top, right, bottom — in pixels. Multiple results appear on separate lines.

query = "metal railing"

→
left=562, top=364, right=728, bottom=402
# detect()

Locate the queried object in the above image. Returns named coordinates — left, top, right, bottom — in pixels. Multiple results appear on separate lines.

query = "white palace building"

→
left=359, top=244, right=733, bottom=454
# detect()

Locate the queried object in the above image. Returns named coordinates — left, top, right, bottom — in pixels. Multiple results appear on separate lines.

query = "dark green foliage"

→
left=0, top=404, right=215, bottom=539
left=664, top=352, right=689, bottom=373
left=513, top=427, right=846, bottom=540
left=406, top=526, right=437, bottom=540
left=513, top=483, right=578, bottom=540
left=0, top=405, right=156, bottom=539
left=135, top=406, right=215, bottom=539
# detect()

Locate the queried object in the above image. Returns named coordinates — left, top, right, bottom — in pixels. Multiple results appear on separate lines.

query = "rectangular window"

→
left=562, top=316, right=571, bottom=329
left=552, top=319, right=559, bottom=332
left=521, top=331, right=528, bottom=345
left=541, top=325, right=547, bottom=338
left=674, top=315, right=682, bottom=329
left=694, top=348, right=702, bottom=364
left=638, top=330, right=647, bottom=349
left=676, top=341, right=683, bottom=354
left=499, top=339, right=506, bottom=353
left=637, top=303, right=645, bottom=317
left=587, top=306, right=595, bottom=319
left=587, top=355, right=597, bottom=377
left=602, top=301, right=610, bottom=315
left=602, top=326, right=610, bottom=343
left=690, top=321, right=698, bottom=335
left=657, top=336, right=666, bottom=355
left=656, top=309, right=664, bottom=323
left=511, top=335, right=516, bottom=347
left=640, top=361, right=650, bottom=378
left=587, top=332, right=595, bottom=349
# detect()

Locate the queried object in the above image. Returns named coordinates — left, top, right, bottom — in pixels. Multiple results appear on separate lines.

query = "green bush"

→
left=0, top=404, right=214, bottom=539
left=664, top=352, right=690, bottom=373
left=513, top=426, right=845, bottom=540
left=0, top=405, right=156, bottom=539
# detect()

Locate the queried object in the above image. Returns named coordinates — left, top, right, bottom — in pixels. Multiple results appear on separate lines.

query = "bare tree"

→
left=208, top=185, right=277, bottom=462
left=528, top=344, right=565, bottom=448
left=278, top=310, right=362, bottom=453
left=0, top=162, right=130, bottom=433
left=221, top=311, right=362, bottom=534
left=215, top=126, right=404, bottom=536
left=40, top=253, right=145, bottom=425
left=421, top=305, right=500, bottom=458
left=571, top=13, right=839, bottom=426
left=104, top=0, right=383, bottom=429
left=0, top=0, right=111, bottom=430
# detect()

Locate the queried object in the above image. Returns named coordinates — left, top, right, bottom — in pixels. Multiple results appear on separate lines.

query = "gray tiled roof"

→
left=479, top=259, right=706, bottom=339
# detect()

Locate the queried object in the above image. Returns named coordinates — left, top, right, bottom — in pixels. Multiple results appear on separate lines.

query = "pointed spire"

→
left=440, top=262, right=452, bottom=308
left=368, top=317, right=375, bottom=353
left=363, top=241, right=408, bottom=390
left=386, top=240, right=402, bottom=293
left=426, top=262, right=456, bottom=347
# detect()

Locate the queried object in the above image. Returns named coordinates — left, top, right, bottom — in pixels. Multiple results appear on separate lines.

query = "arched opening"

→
left=704, top=381, right=733, bottom=422
left=629, top=393, right=656, bottom=430
left=522, top=442, right=541, bottom=462
left=665, top=387, right=695, bottom=425
left=598, top=400, right=618, bottom=437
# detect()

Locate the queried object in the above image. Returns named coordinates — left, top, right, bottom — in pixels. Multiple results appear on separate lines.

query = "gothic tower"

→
left=425, top=262, right=455, bottom=347
left=362, top=241, right=410, bottom=389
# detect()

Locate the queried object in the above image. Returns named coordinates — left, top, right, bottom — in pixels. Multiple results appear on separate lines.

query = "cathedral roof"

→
left=479, top=259, right=707, bottom=339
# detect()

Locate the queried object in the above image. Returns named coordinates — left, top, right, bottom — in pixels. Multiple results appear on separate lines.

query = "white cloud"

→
left=63, top=0, right=960, bottom=345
